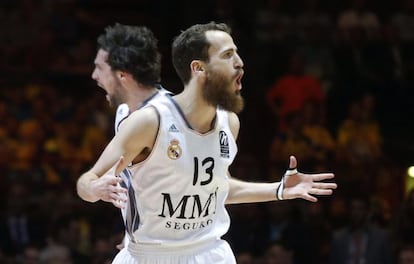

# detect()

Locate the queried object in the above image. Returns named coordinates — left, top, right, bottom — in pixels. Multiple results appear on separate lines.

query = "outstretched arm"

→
left=226, top=155, right=337, bottom=204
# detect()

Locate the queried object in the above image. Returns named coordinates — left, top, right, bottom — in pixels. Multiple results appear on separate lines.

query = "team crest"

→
left=167, top=139, right=182, bottom=160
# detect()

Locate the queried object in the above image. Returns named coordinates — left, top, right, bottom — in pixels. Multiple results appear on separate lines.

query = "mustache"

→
left=234, top=69, right=243, bottom=78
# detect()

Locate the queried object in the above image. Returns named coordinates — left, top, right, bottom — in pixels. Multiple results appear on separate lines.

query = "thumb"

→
left=288, top=155, right=297, bottom=169
left=113, top=156, right=125, bottom=176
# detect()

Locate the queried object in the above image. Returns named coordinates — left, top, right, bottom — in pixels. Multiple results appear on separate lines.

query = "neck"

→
left=174, top=84, right=216, bottom=133
left=125, top=85, right=158, bottom=111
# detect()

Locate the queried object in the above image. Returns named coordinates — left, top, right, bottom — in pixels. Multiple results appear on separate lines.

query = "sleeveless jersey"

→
left=114, top=85, right=172, bottom=244
left=126, top=95, right=237, bottom=246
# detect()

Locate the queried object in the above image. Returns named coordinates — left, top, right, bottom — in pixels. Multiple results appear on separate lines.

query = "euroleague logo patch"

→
left=167, top=139, right=182, bottom=160
left=219, top=131, right=229, bottom=158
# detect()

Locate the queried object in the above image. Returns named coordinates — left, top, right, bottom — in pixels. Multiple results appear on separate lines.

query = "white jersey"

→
left=126, top=95, right=237, bottom=246
left=114, top=86, right=172, bottom=245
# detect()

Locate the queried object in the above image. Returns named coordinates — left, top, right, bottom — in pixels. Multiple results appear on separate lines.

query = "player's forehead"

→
left=205, top=30, right=236, bottom=56
left=94, top=49, right=109, bottom=64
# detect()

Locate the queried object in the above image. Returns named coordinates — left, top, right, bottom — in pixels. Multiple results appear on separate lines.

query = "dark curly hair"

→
left=97, top=23, right=161, bottom=87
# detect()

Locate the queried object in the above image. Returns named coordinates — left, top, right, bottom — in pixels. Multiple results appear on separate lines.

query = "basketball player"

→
left=77, top=22, right=337, bottom=263
left=76, top=23, right=171, bottom=249
left=77, top=23, right=170, bottom=204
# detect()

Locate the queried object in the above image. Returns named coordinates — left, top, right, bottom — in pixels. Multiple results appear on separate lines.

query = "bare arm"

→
left=76, top=107, right=159, bottom=203
left=227, top=177, right=279, bottom=204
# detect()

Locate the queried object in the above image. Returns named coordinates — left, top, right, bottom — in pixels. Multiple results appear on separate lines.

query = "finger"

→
left=301, top=193, right=318, bottom=202
left=111, top=198, right=126, bottom=209
left=288, top=155, right=297, bottom=169
left=110, top=192, right=128, bottom=203
left=107, top=177, right=123, bottom=187
left=308, top=188, right=334, bottom=196
left=312, top=182, right=338, bottom=189
left=309, top=173, right=335, bottom=181
left=114, top=176, right=124, bottom=184
left=114, top=185, right=128, bottom=194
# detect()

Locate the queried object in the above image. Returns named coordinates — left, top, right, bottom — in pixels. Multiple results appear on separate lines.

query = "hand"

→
left=90, top=156, right=128, bottom=208
left=282, top=156, right=337, bottom=202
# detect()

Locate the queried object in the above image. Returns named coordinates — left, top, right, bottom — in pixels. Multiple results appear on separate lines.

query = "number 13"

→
left=193, top=157, right=214, bottom=186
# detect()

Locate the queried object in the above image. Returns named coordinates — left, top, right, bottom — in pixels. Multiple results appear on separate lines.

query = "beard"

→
left=106, top=94, right=116, bottom=108
left=202, top=70, right=244, bottom=113
left=106, top=78, right=124, bottom=108
left=107, top=93, right=123, bottom=108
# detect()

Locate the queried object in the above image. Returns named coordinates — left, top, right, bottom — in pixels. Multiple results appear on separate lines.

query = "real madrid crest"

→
left=167, top=139, right=182, bottom=160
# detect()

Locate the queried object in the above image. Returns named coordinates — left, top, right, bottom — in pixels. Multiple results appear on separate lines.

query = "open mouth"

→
left=235, top=70, right=244, bottom=89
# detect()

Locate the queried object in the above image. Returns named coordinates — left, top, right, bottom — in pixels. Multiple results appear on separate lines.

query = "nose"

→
left=91, top=68, right=98, bottom=80
left=234, top=53, right=244, bottom=69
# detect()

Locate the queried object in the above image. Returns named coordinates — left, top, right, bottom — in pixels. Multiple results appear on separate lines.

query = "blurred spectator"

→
left=225, top=203, right=270, bottom=257
left=0, top=183, right=46, bottom=258
left=295, top=0, right=336, bottom=92
left=212, top=0, right=236, bottom=27
left=20, top=244, right=41, bottom=264
left=390, top=0, right=414, bottom=43
left=329, top=195, right=393, bottom=264
left=266, top=50, right=325, bottom=133
left=266, top=202, right=290, bottom=244
left=301, top=101, right=336, bottom=166
left=295, top=0, right=333, bottom=42
left=392, top=189, right=414, bottom=254
left=304, top=202, right=334, bottom=263
left=46, top=213, right=90, bottom=264
left=90, top=236, right=115, bottom=264
left=268, top=110, right=315, bottom=173
left=379, top=22, right=406, bottom=83
left=0, top=99, right=14, bottom=172
left=336, top=92, right=383, bottom=166
left=39, top=244, right=73, bottom=264
left=236, top=251, right=256, bottom=264
left=254, top=0, right=294, bottom=45
left=268, top=84, right=332, bottom=177
left=327, top=194, right=348, bottom=230
left=252, top=0, right=294, bottom=82
left=263, top=241, right=293, bottom=264
left=337, top=0, right=381, bottom=41
left=12, top=119, right=44, bottom=171
left=398, top=244, right=414, bottom=264
left=333, top=1, right=381, bottom=88
left=279, top=201, right=316, bottom=264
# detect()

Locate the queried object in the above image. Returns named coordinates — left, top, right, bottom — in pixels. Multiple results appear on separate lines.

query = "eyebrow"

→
left=220, top=47, right=237, bottom=55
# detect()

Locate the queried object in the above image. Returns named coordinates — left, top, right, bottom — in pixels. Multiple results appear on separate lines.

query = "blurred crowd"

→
left=2, top=0, right=414, bottom=263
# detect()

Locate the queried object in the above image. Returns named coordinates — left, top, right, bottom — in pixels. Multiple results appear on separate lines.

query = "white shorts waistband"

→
left=127, top=238, right=220, bottom=256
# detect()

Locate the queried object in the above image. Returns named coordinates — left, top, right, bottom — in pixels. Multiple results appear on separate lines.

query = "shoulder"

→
left=115, top=106, right=160, bottom=151
left=128, top=105, right=159, bottom=123
left=115, top=103, right=130, bottom=133
left=227, top=111, right=240, bottom=139
left=227, top=111, right=239, bottom=127
left=119, top=106, right=160, bottom=134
